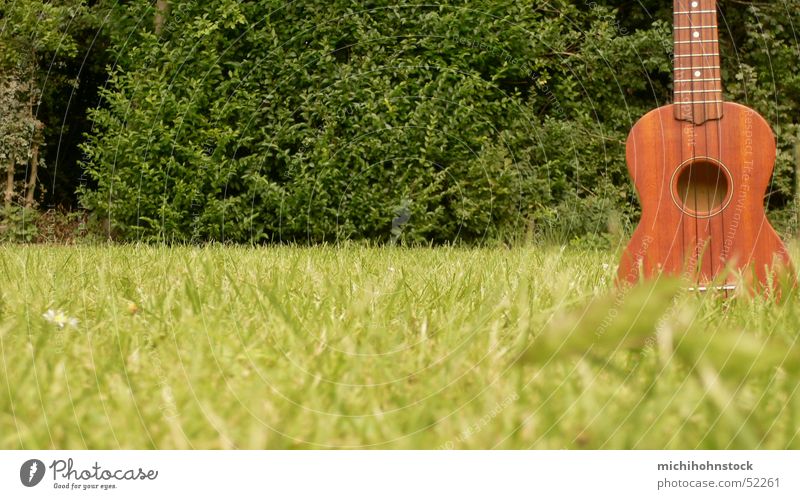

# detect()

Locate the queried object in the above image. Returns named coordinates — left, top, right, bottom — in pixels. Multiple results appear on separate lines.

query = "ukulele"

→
left=617, top=0, right=793, bottom=292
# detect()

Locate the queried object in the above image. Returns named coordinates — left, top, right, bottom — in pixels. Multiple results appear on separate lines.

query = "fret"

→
left=675, top=89, right=721, bottom=94
left=675, top=40, right=719, bottom=44
left=675, top=78, right=720, bottom=82
left=675, top=65, right=719, bottom=69
left=674, top=26, right=717, bottom=29
left=674, top=10, right=716, bottom=14
left=675, top=72, right=719, bottom=77
left=674, top=54, right=718, bottom=58
left=675, top=99, right=723, bottom=104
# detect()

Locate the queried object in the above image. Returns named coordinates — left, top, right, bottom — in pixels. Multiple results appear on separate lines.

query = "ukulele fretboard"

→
left=673, top=0, right=723, bottom=124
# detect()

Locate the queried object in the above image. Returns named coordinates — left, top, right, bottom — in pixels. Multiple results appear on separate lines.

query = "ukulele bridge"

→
left=687, top=284, right=737, bottom=292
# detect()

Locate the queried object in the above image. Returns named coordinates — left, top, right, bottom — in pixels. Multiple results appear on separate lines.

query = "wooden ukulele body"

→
left=617, top=102, right=792, bottom=290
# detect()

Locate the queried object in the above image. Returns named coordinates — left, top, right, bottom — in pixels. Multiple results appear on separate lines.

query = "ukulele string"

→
left=705, top=1, right=724, bottom=295
left=677, top=0, right=690, bottom=281
left=706, top=0, right=729, bottom=298
left=713, top=3, right=727, bottom=297
left=696, top=1, right=716, bottom=289
left=699, top=1, right=713, bottom=289
left=689, top=0, right=701, bottom=288
left=675, top=5, right=685, bottom=277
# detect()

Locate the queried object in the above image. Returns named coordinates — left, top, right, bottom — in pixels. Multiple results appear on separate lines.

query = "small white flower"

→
left=42, top=309, right=78, bottom=328
left=602, top=263, right=611, bottom=271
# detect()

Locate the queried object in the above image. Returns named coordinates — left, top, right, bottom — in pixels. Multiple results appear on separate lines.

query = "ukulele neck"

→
left=673, top=0, right=723, bottom=125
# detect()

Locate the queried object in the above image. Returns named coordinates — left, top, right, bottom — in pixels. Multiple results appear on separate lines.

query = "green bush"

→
left=0, top=206, right=38, bottom=243
left=79, top=0, right=800, bottom=243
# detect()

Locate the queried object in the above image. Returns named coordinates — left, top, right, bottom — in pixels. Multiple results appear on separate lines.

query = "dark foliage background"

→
left=24, top=0, right=800, bottom=244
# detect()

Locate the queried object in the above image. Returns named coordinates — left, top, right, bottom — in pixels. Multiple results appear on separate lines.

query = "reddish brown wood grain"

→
left=617, top=102, right=793, bottom=292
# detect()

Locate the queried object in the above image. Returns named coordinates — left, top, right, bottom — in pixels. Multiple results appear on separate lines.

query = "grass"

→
left=1, top=243, right=799, bottom=449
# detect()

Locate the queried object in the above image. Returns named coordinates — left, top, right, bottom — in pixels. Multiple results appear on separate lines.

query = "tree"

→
left=154, top=0, right=168, bottom=35
left=0, top=0, right=83, bottom=234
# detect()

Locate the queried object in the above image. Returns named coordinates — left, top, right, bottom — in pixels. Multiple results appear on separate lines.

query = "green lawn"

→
left=1, top=243, right=799, bottom=449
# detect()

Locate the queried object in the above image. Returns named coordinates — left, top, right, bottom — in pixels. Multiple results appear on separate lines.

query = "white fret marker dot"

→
left=693, top=31, right=700, bottom=38
left=691, top=1, right=698, bottom=7
left=695, top=70, right=701, bottom=77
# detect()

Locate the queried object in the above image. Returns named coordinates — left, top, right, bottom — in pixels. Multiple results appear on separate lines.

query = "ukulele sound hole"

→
left=674, top=159, right=731, bottom=216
